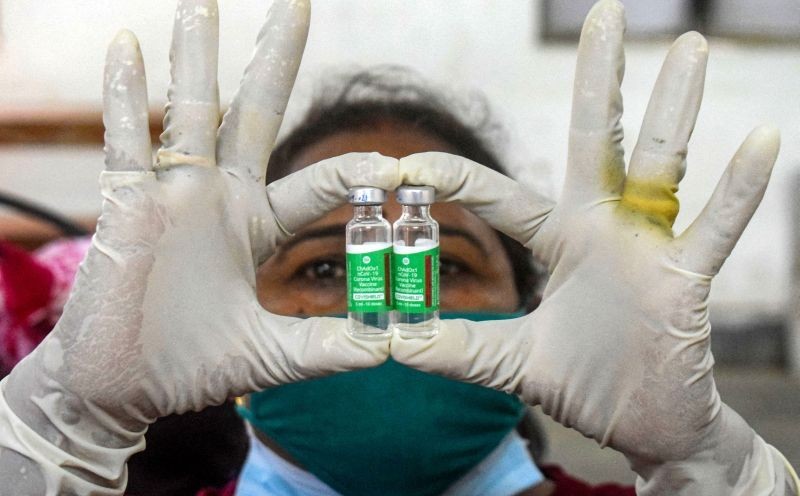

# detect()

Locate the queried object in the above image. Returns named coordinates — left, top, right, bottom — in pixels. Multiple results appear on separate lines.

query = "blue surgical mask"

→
left=237, top=311, right=526, bottom=496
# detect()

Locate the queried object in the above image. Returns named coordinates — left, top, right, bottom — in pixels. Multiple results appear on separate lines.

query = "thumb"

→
left=266, top=152, right=399, bottom=236
left=250, top=314, right=391, bottom=387
left=390, top=317, right=530, bottom=397
left=399, top=152, right=553, bottom=249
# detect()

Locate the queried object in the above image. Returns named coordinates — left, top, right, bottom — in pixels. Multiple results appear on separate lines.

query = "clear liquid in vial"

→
left=393, top=204, right=439, bottom=339
left=346, top=199, right=392, bottom=340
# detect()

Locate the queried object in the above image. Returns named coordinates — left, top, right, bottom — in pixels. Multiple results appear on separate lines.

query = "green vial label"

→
left=392, top=245, right=440, bottom=313
left=346, top=244, right=392, bottom=312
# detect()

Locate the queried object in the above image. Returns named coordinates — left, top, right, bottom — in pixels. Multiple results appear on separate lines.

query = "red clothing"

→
left=194, top=467, right=636, bottom=495
left=195, top=480, right=237, bottom=496
left=0, top=238, right=91, bottom=376
left=541, top=464, right=636, bottom=495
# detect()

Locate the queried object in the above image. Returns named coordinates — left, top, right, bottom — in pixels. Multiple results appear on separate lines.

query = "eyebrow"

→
left=440, top=227, right=489, bottom=256
left=278, top=224, right=345, bottom=255
left=278, top=224, right=490, bottom=256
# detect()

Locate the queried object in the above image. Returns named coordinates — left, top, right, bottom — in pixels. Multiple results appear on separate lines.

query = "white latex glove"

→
left=393, top=1, right=799, bottom=494
left=0, top=1, right=399, bottom=494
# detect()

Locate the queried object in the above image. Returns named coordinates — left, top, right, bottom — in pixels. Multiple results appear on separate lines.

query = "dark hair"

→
left=267, top=66, right=540, bottom=309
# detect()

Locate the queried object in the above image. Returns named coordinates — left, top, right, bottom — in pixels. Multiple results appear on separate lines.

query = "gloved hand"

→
left=0, top=1, right=398, bottom=494
left=393, top=0, right=798, bottom=494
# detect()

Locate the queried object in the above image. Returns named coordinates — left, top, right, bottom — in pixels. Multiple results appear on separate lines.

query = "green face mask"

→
left=237, top=312, right=526, bottom=496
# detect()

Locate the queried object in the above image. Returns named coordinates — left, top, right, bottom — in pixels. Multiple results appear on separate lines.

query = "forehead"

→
left=288, top=120, right=460, bottom=169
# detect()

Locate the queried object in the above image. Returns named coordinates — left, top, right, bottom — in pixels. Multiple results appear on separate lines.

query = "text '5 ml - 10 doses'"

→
left=346, top=185, right=440, bottom=339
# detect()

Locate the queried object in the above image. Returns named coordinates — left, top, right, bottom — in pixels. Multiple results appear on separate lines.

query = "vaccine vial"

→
left=392, top=185, right=439, bottom=338
left=346, top=187, right=392, bottom=339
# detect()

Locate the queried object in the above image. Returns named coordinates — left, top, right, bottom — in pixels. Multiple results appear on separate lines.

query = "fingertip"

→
left=172, top=0, right=219, bottom=45
left=583, top=0, right=626, bottom=37
left=107, top=29, right=143, bottom=66
left=272, top=0, right=310, bottom=11
left=389, top=326, right=440, bottom=366
left=173, top=0, right=219, bottom=36
left=398, top=152, right=477, bottom=197
left=175, top=0, right=219, bottom=23
left=578, top=0, right=626, bottom=59
left=346, top=331, right=391, bottom=365
left=111, top=29, right=139, bottom=49
left=748, top=125, right=781, bottom=151
left=676, top=31, right=708, bottom=50
left=366, top=151, right=401, bottom=172
left=265, top=0, right=311, bottom=31
left=398, top=151, right=441, bottom=176
left=337, top=152, right=400, bottom=191
left=736, top=125, right=781, bottom=174
left=672, top=31, right=709, bottom=66
left=592, top=0, right=625, bottom=17
left=290, top=0, right=311, bottom=10
left=319, top=319, right=390, bottom=371
left=279, top=0, right=311, bottom=20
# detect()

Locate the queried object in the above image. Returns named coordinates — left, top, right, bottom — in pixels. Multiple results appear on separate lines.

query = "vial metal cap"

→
left=348, top=186, right=386, bottom=205
left=396, top=185, right=435, bottom=205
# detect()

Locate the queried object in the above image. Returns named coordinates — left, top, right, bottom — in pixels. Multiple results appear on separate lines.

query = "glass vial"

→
left=392, top=186, right=439, bottom=338
left=346, top=187, right=392, bottom=339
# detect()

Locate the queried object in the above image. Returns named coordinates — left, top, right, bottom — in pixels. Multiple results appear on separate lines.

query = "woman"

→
left=1, top=1, right=793, bottom=494
left=238, top=67, right=553, bottom=496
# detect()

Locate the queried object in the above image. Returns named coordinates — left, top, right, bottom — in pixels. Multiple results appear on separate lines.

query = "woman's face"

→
left=256, top=121, right=520, bottom=315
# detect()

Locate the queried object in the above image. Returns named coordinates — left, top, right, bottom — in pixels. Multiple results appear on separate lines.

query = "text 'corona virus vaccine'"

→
left=346, top=187, right=392, bottom=339
left=392, top=185, right=439, bottom=338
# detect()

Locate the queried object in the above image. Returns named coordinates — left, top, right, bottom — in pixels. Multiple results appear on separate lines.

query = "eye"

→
left=439, top=257, right=470, bottom=278
left=299, top=259, right=346, bottom=281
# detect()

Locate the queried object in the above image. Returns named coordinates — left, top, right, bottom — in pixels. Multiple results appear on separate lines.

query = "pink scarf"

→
left=0, top=237, right=91, bottom=375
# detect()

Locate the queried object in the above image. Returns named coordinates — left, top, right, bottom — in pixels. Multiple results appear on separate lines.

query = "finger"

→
left=622, top=32, right=708, bottom=229
left=399, top=152, right=553, bottom=249
left=676, top=126, right=780, bottom=276
left=563, top=0, right=626, bottom=206
left=157, top=0, right=220, bottom=169
left=265, top=152, right=400, bottom=235
left=390, top=317, right=528, bottom=397
left=103, top=30, right=152, bottom=172
left=217, top=0, right=310, bottom=183
left=251, top=314, right=390, bottom=386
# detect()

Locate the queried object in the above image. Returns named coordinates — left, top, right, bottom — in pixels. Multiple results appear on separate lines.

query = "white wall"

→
left=0, top=0, right=797, bottom=314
